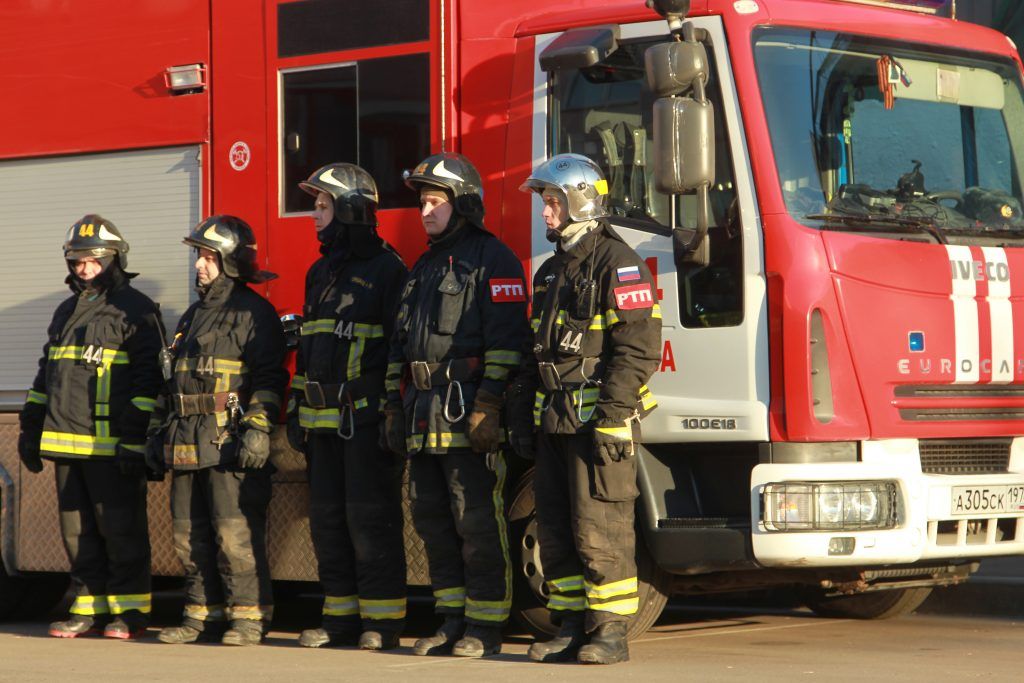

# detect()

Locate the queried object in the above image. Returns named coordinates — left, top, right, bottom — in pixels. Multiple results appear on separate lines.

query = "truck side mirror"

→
left=645, top=32, right=715, bottom=266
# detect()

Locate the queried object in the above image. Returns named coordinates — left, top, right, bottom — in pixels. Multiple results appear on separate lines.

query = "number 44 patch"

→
left=559, top=330, right=583, bottom=353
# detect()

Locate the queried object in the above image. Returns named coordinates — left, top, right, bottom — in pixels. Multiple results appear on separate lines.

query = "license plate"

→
left=950, top=485, right=1024, bottom=515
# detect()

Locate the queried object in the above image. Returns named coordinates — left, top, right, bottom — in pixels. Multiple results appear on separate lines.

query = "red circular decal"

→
left=229, top=141, right=251, bottom=171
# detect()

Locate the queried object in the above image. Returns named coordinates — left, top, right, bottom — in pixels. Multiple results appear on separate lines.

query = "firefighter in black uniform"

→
left=287, top=163, right=409, bottom=650
left=515, top=154, right=661, bottom=665
left=148, top=216, right=287, bottom=647
left=384, top=152, right=528, bottom=657
left=18, top=215, right=162, bottom=639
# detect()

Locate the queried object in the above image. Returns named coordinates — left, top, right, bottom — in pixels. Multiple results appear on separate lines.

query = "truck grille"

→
left=895, top=385, right=1024, bottom=422
left=919, top=439, right=1012, bottom=475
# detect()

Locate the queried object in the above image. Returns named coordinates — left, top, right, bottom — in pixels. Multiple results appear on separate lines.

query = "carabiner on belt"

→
left=442, top=360, right=466, bottom=423
left=336, top=383, right=355, bottom=440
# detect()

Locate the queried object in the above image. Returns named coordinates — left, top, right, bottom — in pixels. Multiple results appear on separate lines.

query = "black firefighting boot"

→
left=527, top=612, right=586, bottom=663
left=451, top=623, right=503, bottom=658
left=412, top=616, right=465, bottom=656
left=158, top=624, right=202, bottom=644
left=298, top=619, right=361, bottom=648
left=358, top=629, right=401, bottom=651
left=221, top=619, right=263, bottom=646
left=577, top=622, right=629, bottom=665
left=103, top=614, right=147, bottom=640
left=48, top=615, right=104, bottom=639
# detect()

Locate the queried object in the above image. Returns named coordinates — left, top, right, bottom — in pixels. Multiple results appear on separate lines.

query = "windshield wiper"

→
left=805, top=213, right=947, bottom=245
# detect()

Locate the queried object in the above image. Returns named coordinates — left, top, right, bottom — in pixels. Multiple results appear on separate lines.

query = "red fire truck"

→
left=2, top=0, right=1023, bottom=635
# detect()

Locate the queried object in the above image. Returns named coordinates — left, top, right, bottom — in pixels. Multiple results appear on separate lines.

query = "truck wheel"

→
left=508, top=467, right=670, bottom=640
left=802, top=587, right=932, bottom=619
left=0, top=565, right=68, bottom=621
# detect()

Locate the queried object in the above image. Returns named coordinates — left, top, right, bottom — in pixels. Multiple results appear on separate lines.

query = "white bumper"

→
left=750, top=438, right=1024, bottom=567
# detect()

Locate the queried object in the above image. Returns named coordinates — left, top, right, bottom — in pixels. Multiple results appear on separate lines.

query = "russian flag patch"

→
left=616, top=265, right=641, bottom=282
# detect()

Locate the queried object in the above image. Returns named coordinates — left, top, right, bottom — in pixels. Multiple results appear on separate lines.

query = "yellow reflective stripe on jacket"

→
left=359, top=598, right=407, bottom=621
left=604, top=308, right=621, bottom=327
left=301, top=319, right=336, bottom=336
left=40, top=431, right=118, bottom=456
left=48, top=345, right=129, bottom=365
left=185, top=603, right=227, bottom=622
left=252, top=390, right=282, bottom=407
left=131, top=396, right=157, bottom=412
left=108, top=593, right=152, bottom=615
left=299, top=406, right=340, bottom=429
left=533, top=390, right=544, bottom=427
left=347, top=337, right=366, bottom=379
left=465, top=597, right=512, bottom=622
left=323, top=594, right=359, bottom=616
left=119, top=443, right=145, bottom=454
left=95, top=404, right=111, bottom=417
left=585, top=577, right=638, bottom=601
left=26, top=389, right=47, bottom=405
left=651, top=303, right=663, bottom=319
left=243, top=413, right=272, bottom=430
left=484, top=350, right=521, bottom=366
left=595, top=424, right=631, bottom=441
left=302, top=320, right=384, bottom=338
left=173, top=357, right=246, bottom=374
left=433, top=586, right=466, bottom=608
left=547, top=575, right=584, bottom=593
left=291, top=374, right=306, bottom=391
left=385, top=362, right=403, bottom=393
left=547, top=594, right=586, bottom=611
left=70, top=595, right=110, bottom=615
left=530, top=317, right=540, bottom=332
left=639, top=384, right=657, bottom=411
left=484, top=365, right=511, bottom=381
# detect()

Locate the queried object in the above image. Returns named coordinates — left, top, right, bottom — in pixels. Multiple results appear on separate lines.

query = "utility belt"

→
left=537, top=357, right=606, bottom=392
left=537, top=357, right=605, bottom=423
left=407, top=357, right=483, bottom=391
left=303, top=372, right=384, bottom=409
left=172, top=391, right=248, bottom=417
left=407, top=357, right=483, bottom=424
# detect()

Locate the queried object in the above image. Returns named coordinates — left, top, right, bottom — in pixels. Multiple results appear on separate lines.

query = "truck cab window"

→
left=550, top=38, right=742, bottom=328
left=282, top=53, right=430, bottom=214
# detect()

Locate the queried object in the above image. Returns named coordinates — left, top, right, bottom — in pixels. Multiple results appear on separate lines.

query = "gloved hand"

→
left=237, top=428, right=271, bottom=469
left=467, top=388, right=503, bottom=454
left=504, top=380, right=536, bottom=460
left=17, top=431, right=43, bottom=474
left=116, top=445, right=147, bottom=478
left=593, top=418, right=634, bottom=464
left=381, top=402, right=406, bottom=455
left=286, top=414, right=306, bottom=452
left=144, top=435, right=166, bottom=481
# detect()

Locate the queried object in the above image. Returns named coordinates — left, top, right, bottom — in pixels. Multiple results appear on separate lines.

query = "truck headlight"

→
left=762, top=481, right=898, bottom=531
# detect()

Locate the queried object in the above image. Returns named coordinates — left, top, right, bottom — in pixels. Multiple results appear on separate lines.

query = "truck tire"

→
left=802, top=586, right=933, bottom=619
left=508, top=467, right=670, bottom=640
left=0, top=565, right=69, bottom=621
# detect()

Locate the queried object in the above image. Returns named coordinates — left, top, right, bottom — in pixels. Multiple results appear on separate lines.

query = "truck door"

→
left=530, top=17, right=769, bottom=444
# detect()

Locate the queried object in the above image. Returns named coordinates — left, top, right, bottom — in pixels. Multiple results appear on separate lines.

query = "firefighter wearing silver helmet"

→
left=385, top=152, right=529, bottom=658
left=20, top=215, right=163, bottom=639
left=148, top=215, right=287, bottom=647
left=513, top=154, right=661, bottom=665
left=288, top=163, right=409, bottom=651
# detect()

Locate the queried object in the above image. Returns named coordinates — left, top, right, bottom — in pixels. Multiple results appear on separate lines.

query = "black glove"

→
left=116, top=445, right=147, bottom=478
left=504, top=380, right=536, bottom=460
left=593, top=418, right=634, bottom=464
left=237, top=428, right=271, bottom=469
left=286, top=415, right=306, bottom=452
left=17, top=431, right=43, bottom=474
left=381, top=402, right=406, bottom=455
left=144, top=435, right=166, bottom=481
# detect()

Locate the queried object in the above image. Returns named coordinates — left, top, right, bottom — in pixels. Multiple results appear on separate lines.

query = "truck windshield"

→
left=754, top=27, right=1024, bottom=244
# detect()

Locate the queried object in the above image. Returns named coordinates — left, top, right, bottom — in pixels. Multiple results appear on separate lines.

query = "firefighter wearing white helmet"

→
left=513, top=153, right=662, bottom=665
left=19, top=215, right=164, bottom=640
